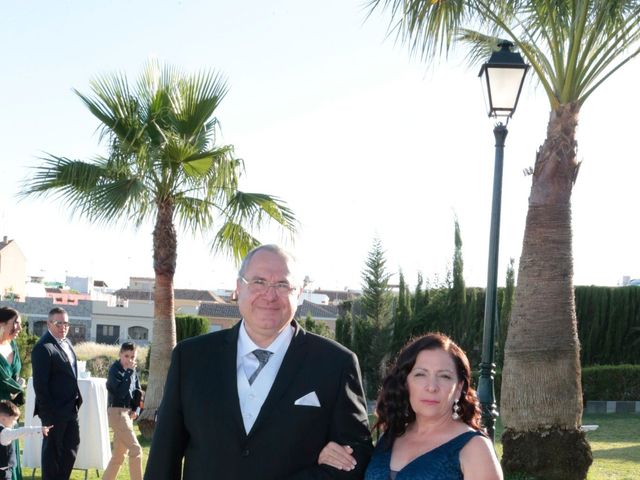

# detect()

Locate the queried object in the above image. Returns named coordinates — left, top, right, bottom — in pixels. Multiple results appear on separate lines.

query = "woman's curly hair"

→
left=373, top=332, right=482, bottom=446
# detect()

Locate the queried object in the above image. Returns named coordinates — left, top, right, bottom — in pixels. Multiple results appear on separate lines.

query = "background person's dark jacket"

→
left=31, top=331, right=82, bottom=422
left=106, top=360, right=142, bottom=409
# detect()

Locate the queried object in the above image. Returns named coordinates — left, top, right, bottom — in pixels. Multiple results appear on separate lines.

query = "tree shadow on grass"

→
left=592, top=444, right=640, bottom=462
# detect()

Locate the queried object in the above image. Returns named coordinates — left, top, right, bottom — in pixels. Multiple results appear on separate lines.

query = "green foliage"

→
left=471, top=365, right=640, bottom=405
left=353, top=239, right=394, bottom=398
left=368, top=1, right=640, bottom=109
left=15, top=327, right=39, bottom=379
left=496, top=258, right=516, bottom=366
left=302, top=313, right=334, bottom=339
left=335, top=302, right=353, bottom=350
left=86, top=355, right=112, bottom=378
left=20, top=61, right=296, bottom=261
left=448, top=218, right=467, bottom=342
left=582, top=365, right=640, bottom=401
left=176, top=314, right=209, bottom=342
left=390, top=271, right=412, bottom=357
left=576, top=286, right=640, bottom=365
left=341, top=230, right=639, bottom=401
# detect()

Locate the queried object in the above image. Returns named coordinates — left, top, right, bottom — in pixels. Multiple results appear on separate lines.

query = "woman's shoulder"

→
left=459, top=431, right=502, bottom=479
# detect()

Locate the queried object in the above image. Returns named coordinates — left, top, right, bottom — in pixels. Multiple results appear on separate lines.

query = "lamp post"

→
left=477, top=40, right=529, bottom=441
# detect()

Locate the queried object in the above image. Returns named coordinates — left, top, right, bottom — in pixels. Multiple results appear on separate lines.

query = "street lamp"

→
left=477, top=40, right=529, bottom=441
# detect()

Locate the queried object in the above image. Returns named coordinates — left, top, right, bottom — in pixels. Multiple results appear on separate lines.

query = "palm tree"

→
left=367, top=1, right=640, bottom=478
left=21, top=61, right=296, bottom=436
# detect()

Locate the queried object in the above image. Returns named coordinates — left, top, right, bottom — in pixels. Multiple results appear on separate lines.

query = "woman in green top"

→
left=0, top=307, right=25, bottom=480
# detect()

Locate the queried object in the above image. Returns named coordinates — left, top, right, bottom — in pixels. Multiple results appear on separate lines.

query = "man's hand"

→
left=317, top=441, right=357, bottom=471
left=42, top=425, right=53, bottom=437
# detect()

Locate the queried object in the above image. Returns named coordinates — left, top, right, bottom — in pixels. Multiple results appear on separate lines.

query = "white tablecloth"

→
left=23, top=377, right=112, bottom=470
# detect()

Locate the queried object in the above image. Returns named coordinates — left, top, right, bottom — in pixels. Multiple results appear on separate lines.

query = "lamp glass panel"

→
left=486, top=67, right=525, bottom=112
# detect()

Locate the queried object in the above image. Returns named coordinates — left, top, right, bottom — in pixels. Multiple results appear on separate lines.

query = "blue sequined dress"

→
left=364, top=431, right=484, bottom=480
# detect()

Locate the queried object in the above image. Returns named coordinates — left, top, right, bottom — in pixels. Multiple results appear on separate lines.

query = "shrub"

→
left=176, top=314, right=209, bottom=342
left=16, top=330, right=39, bottom=379
left=86, top=355, right=113, bottom=378
left=75, top=342, right=149, bottom=380
left=582, top=364, right=640, bottom=401
left=473, top=366, right=640, bottom=407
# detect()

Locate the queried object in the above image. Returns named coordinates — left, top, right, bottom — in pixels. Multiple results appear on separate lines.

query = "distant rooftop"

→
left=116, top=288, right=226, bottom=303
left=197, top=300, right=338, bottom=320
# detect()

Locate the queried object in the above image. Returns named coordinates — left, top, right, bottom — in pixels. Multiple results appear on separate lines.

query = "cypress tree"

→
left=449, top=218, right=467, bottom=344
left=496, top=258, right=515, bottom=367
left=355, top=238, right=394, bottom=398
left=335, top=301, right=354, bottom=350
left=391, top=270, right=412, bottom=356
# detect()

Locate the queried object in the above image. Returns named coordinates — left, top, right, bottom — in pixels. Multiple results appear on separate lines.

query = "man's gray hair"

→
left=238, top=244, right=301, bottom=285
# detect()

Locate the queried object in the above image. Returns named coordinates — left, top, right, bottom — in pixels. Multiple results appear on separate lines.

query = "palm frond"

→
left=368, top=0, right=473, bottom=60
left=211, top=221, right=261, bottom=264
left=20, top=154, right=152, bottom=226
left=221, top=192, right=298, bottom=234
left=22, top=60, right=298, bottom=256
left=173, top=70, right=229, bottom=139
left=456, top=29, right=497, bottom=66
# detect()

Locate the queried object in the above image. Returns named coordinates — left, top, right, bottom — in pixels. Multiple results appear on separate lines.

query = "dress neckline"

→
left=390, top=430, right=480, bottom=474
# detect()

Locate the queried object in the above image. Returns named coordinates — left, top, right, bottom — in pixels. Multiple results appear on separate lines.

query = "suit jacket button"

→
left=241, top=449, right=250, bottom=457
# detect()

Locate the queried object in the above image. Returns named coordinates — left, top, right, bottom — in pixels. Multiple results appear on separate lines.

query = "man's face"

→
left=48, top=312, right=70, bottom=340
left=236, top=250, right=301, bottom=347
left=119, top=349, right=138, bottom=370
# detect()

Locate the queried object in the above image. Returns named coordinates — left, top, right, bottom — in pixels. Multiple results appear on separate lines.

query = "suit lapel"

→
left=248, top=321, right=308, bottom=436
left=219, top=323, right=246, bottom=439
left=45, top=332, right=76, bottom=377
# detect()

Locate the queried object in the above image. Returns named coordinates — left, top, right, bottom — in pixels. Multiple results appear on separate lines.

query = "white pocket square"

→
left=294, top=391, right=321, bottom=407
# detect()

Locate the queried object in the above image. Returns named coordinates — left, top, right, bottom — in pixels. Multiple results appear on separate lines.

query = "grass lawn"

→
left=19, top=413, right=639, bottom=479
left=495, top=413, right=640, bottom=480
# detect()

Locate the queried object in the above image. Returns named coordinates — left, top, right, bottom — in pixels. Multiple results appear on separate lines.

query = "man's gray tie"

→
left=248, top=349, right=273, bottom=385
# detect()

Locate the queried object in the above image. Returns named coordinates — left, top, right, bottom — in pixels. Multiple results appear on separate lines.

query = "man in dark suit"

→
left=31, top=306, right=82, bottom=480
left=145, top=244, right=372, bottom=479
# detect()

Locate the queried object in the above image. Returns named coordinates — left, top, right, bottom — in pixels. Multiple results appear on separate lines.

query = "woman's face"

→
left=406, top=348, right=463, bottom=422
left=1, top=315, right=22, bottom=342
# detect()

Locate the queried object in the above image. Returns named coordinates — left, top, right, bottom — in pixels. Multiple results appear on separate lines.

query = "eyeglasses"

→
left=53, top=321, right=70, bottom=327
left=239, top=277, right=297, bottom=296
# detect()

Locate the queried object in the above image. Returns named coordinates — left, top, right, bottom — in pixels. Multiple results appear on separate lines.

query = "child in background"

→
left=0, top=400, right=51, bottom=479
left=104, top=342, right=144, bottom=480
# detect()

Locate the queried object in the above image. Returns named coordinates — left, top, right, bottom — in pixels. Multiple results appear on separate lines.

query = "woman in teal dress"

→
left=318, top=333, right=502, bottom=479
left=0, top=307, right=25, bottom=480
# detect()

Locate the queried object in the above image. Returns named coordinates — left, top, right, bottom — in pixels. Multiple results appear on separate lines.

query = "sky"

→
left=1, top=0, right=639, bottom=292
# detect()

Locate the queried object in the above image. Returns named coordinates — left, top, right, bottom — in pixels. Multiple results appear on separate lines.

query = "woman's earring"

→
left=452, top=399, right=461, bottom=420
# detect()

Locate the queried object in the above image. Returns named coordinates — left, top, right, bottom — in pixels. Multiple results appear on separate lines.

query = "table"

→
left=23, top=377, right=112, bottom=472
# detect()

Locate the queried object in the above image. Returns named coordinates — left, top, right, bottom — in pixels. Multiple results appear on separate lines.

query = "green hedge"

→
left=471, top=365, right=640, bottom=405
left=176, top=314, right=209, bottom=342
left=576, top=286, right=640, bottom=365
left=581, top=364, right=640, bottom=401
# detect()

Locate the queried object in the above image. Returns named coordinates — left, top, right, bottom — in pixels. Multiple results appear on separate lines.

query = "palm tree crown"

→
left=21, top=61, right=297, bottom=436
left=369, top=0, right=640, bottom=108
left=24, top=61, right=295, bottom=257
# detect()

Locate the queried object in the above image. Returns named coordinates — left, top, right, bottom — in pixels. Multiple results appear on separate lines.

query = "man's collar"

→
left=47, top=329, right=66, bottom=343
left=237, top=320, right=293, bottom=357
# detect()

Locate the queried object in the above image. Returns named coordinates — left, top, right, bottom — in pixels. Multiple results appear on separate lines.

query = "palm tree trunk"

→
left=500, top=103, right=592, bottom=480
left=138, top=199, right=178, bottom=439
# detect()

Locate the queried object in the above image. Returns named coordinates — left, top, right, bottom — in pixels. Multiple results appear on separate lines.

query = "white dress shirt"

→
left=236, top=321, right=293, bottom=433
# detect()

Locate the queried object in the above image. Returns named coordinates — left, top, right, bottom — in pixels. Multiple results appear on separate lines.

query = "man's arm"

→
left=143, top=345, right=188, bottom=480
left=287, top=351, right=373, bottom=479
left=31, top=343, right=54, bottom=418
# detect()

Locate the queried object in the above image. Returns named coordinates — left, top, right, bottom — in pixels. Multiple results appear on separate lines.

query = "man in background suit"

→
left=145, top=244, right=373, bottom=479
left=31, top=307, right=82, bottom=480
